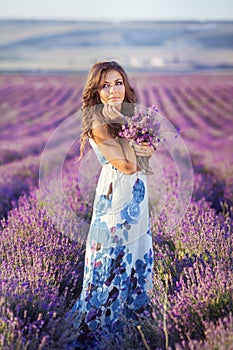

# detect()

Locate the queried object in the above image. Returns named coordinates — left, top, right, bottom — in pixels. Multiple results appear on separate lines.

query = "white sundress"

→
left=71, top=137, right=154, bottom=341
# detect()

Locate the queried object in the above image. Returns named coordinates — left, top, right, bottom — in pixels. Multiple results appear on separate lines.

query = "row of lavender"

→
left=0, top=73, right=233, bottom=349
left=1, top=74, right=232, bottom=218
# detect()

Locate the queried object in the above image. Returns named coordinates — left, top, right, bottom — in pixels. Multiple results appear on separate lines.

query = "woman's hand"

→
left=102, top=104, right=126, bottom=123
left=133, top=142, right=155, bottom=158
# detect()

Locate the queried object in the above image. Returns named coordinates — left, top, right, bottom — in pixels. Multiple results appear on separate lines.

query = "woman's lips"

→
left=108, top=97, right=120, bottom=101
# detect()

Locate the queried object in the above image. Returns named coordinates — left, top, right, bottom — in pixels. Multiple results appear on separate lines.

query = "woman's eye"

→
left=102, top=81, right=123, bottom=89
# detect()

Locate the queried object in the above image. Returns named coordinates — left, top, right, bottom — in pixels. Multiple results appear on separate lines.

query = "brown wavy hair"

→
left=79, top=61, right=137, bottom=159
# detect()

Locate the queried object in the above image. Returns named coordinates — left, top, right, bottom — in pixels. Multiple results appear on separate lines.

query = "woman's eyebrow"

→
left=103, top=78, right=123, bottom=83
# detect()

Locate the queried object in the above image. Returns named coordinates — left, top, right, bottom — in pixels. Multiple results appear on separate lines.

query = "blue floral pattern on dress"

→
left=70, top=142, right=153, bottom=348
left=120, top=178, right=145, bottom=225
left=95, top=194, right=112, bottom=216
left=132, top=178, right=145, bottom=203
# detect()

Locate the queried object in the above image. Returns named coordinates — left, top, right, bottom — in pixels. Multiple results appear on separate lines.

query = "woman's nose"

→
left=109, top=85, right=117, bottom=93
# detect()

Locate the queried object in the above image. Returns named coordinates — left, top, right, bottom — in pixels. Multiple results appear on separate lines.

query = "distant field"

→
left=0, top=20, right=233, bottom=72
left=0, top=72, right=233, bottom=349
left=1, top=72, right=232, bottom=171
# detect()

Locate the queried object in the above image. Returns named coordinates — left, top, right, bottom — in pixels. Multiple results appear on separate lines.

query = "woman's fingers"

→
left=103, top=105, right=125, bottom=122
left=134, top=144, right=154, bottom=157
left=103, top=104, right=114, bottom=119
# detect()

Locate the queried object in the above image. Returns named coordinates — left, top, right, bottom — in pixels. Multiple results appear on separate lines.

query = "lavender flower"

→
left=119, top=105, right=162, bottom=148
left=119, top=105, right=180, bottom=174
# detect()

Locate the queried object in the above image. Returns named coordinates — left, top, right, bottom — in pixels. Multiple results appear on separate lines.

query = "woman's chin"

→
left=108, top=101, right=122, bottom=110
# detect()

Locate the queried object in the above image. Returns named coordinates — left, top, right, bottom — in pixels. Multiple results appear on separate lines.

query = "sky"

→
left=0, top=0, right=233, bottom=21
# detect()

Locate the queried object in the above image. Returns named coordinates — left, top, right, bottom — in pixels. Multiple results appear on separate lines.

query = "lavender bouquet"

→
left=119, top=105, right=163, bottom=174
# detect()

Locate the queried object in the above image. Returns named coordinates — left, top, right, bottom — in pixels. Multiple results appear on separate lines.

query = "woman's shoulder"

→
left=91, top=119, right=114, bottom=144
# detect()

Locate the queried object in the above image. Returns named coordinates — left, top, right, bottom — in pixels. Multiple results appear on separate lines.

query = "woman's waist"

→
left=95, top=173, right=148, bottom=213
left=101, top=163, right=147, bottom=180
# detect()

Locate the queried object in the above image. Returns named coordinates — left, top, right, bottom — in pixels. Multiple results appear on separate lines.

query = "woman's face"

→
left=98, top=69, right=125, bottom=108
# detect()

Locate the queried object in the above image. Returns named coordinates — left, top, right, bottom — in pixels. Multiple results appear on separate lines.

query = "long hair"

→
left=79, top=61, right=137, bottom=159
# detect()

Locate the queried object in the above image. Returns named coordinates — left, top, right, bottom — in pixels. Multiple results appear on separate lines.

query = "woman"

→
left=71, top=61, right=154, bottom=346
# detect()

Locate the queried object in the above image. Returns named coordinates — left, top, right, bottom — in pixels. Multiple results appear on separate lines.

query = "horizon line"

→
left=0, top=16, right=233, bottom=22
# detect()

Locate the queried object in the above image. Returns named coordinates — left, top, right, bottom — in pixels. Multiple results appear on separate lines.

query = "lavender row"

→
left=1, top=155, right=232, bottom=348
left=0, top=73, right=233, bottom=349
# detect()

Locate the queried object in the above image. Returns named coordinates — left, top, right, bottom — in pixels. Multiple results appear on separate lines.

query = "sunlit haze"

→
left=0, top=0, right=233, bottom=21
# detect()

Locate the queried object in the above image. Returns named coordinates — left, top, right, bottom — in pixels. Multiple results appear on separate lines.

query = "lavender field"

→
left=0, top=72, right=233, bottom=349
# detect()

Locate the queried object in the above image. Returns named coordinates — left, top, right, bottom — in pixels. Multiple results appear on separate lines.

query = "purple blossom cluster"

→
left=0, top=73, right=233, bottom=349
left=0, top=192, right=85, bottom=349
left=119, top=105, right=161, bottom=148
left=119, top=104, right=180, bottom=174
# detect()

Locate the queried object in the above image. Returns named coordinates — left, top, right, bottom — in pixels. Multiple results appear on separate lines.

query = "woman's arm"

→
left=91, top=120, right=137, bottom=175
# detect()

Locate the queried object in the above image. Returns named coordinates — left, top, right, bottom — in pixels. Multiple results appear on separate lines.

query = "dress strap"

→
left=89, top=138, right=108, bottom=165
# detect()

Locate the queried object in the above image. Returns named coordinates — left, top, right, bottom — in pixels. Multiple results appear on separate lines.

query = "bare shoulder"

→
left=91, top=120, right=112, bottom=144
